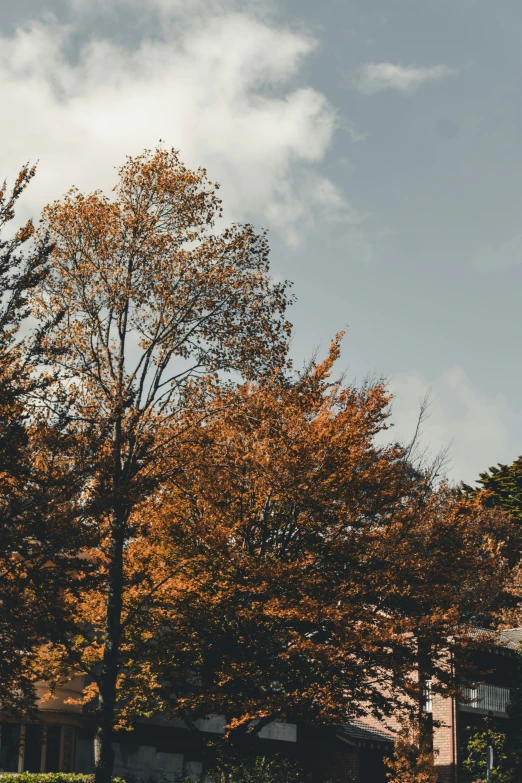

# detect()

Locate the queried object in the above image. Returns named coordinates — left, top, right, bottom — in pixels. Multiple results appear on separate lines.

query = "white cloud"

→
left=385, top=367, right=518, bottom=484
left=0, top=10, right=345, bottom=245
left=353, top=62, right=456, bottom=94
left=67, top=0, right=264, bottom=15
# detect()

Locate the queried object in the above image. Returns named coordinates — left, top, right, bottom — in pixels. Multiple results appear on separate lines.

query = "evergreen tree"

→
left=0, top=165, right=89, bottom=716
left=464, top=457, right=522, bottom=522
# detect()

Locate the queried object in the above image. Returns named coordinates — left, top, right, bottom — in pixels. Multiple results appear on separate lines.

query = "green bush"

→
left=204, top=753, right=313, bottom=783
left=459, top=718, right=522, bottom=783
left=0, top=776, right=125, bottom=783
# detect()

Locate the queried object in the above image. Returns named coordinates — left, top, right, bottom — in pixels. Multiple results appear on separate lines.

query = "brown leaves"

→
left=385, top=715, right=438, bottom=783
left=37, top=146, right=292, bottom=407
left=4, top=147, right=517, bottom=762
left=95, top=341, right=521, bottom=733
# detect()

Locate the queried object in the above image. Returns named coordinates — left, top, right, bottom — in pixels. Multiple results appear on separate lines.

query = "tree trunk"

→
left=94, top=502, right=126, bottom=783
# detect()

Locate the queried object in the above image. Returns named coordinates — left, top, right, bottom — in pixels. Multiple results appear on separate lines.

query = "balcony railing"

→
left=459, top=684, right=511, bottom=715
left=421, top=681, right=510, bottom=716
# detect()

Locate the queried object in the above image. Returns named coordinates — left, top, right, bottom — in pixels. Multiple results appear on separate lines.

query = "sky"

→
left=0, top=0, right=520, bottom=483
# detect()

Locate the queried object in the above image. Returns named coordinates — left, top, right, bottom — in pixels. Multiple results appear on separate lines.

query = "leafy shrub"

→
left=459, top=718, right=521, bottom=783
left=204, top=752, right=313, bottom=783
left=0, top=776, right=125, bottom=783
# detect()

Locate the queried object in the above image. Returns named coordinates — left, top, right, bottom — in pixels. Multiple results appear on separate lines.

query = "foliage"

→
left=203, top=751, right=313, bottom=783
left=2, top=145, right=518, bottom=783
left=0, top=165, right=90, bottom=717
left=105, top=336, right=521, bottom=734
left=464, top=456, right=522, bottom=523
left=0, top=776, right=124, bottom=783
left=33, top=146, right=293, bottom=783
left=464, top=458, right=522, bottom=624
left=0, top=164, right=47, bottom=714
left=459, top=717, right=522, bottom=782
left=0, top=772, right=125, bottom=783
left=385, top=715, right=437, bottom=783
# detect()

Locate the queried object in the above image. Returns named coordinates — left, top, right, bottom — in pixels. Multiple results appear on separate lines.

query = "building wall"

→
left=432, top=692, right=457, bottom=783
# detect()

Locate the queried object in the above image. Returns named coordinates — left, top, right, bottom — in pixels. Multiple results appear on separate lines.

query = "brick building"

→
left=429, top=628, right=522, bottom=782
left=1, top=629, right=521, bottom=782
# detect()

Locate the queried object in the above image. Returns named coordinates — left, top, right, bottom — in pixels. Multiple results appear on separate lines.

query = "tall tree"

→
left=0, top=165, right=87, bottom=716
left=0, top=163, right=49, bottom=714
left=80, top=338, right=520, bottom=751
left=36, top=147, right=292, bottom=783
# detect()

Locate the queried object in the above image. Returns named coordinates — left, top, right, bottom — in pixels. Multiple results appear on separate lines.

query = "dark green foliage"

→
left=0, top=166, right=91, bottom=716
left=464, top=456, right=522, bottom=522
left=0, top=163, right=52, bottom=515
left=459, top=717, right=522, bottom=782
left=204, top=751, right=313, bottom=783
left=0, top=164, right=55, bottom=715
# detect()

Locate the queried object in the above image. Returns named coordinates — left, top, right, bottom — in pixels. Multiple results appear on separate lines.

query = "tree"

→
left=98, top=338, right=520, bottom=747
left=0, top=163, right=51, bottom=714
left=464, top=458, right=522, bottom=627
left=35, top=147, right=293, bottom=783
left=385, top=714, right=437, bottom=783
left=0, top=165, right=89, bottom=716
left=464, top=457, right=522, bottom=523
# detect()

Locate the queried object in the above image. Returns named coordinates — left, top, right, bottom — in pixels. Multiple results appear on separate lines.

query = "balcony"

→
left=459, top=684, right=511, bottom=717
left=421, top=681, right=511, bottom=717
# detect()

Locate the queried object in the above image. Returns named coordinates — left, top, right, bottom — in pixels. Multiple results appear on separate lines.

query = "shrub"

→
left=459, top=718, right=522, bottom=783
left=204, top=752, right=313, bottom=783
left=0, top=776, right=125, bottom=783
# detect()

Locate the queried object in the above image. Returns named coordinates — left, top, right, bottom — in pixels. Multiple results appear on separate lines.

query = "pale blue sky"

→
left=1, top=0, right=520, bottom=482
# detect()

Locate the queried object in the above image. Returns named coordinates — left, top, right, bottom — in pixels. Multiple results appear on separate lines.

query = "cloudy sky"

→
left=1, top=0, right=520, bottom=483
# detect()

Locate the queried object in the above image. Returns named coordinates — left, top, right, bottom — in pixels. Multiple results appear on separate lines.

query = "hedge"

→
left=0, top=776, right=126, bottom=783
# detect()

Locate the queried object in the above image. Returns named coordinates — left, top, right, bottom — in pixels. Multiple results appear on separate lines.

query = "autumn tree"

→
left=384, top=715, right=437, bottom=783
left=35, top=147, right=292, bottom=783
left=94, top=337, right=520, bottom=753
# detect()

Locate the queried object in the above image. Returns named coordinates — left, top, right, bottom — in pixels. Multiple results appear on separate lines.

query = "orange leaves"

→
left=6, top=147, right=517, bottom=760
left=385, top=715, right=438, bottom=783
left=18, top=146, right=296, bottom=769
left=106, top=345, right=522, bottom=735
left=124, top=359, right=397, bottom=721
left=37, top=145, right=292, bottom=428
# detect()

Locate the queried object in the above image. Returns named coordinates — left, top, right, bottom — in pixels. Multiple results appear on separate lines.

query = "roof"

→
left=337, top=719, right=396, bottom=747
left=499, top=628, right=522, bottom=650
left=464, top=626, right=522, bottom=652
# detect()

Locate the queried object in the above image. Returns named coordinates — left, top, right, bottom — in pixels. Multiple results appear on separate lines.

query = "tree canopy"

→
left=1, top=149, right=520, bottom=783
left=33, top=146, right=293, bottom=783
left=54, top=336, right=521, bottom=749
